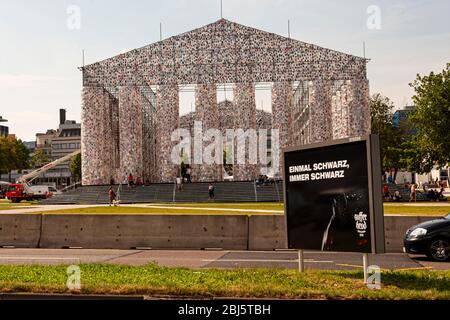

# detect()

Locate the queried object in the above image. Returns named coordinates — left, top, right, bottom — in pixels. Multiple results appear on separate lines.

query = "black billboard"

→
left=283, top=135, right=385, bottom=254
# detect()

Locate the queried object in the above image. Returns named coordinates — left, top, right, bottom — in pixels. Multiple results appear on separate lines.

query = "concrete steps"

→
left=40, top=181, right=284, bottom=205
left=384, top=183, right=428, bottom=201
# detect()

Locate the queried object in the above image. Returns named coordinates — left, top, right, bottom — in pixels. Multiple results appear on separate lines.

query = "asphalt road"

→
left=0, top=248, right=448, bottom=270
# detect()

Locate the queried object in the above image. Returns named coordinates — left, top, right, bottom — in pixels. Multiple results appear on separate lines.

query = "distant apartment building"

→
left=36, top=129, right=56, bottom=158
left=0, top=116, right=8, bottom=137
left=23, top=141, right=36, bottom=153
left=34, top=109, right=81, bottom=188
left=393, top=105, right=418, bottom=137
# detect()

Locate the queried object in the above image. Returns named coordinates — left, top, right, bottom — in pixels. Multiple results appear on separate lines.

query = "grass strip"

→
left=1, top=200, right=449, bottom=216
left=383, top=205, right=450, bottom=216
left=35, top=206, right=279, bottom=215
left=0, top=264, right=448, bottom=299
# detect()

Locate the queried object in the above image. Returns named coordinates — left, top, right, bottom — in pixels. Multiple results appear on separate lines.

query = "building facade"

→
left=81, top=19, right=370, bottom=185
left=36, top=130, right=57, bottom=159
left=0, top=116, right=8, bottom=137
left=34, top=109, right=81, bottom=188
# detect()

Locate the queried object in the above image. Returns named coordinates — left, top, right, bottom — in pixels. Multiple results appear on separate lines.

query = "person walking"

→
left=410, top=183, right=417, bottom=202
left=383, top=184, right=390, bottom=201
left=108, top=187, right=116, bottom=206
left=176, top=175, right=182, bottom=191
left=208, top=183, right=215, bottom=200
left=127, top=173, right=134, bottom=188
left=186, top=167, right=192, bottom=183
left=393, top=190, right=402, bottom=202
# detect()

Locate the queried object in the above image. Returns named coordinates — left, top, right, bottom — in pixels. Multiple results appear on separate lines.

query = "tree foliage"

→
left=370, top=93, right=407, bottom=176
left=0, top=136, right=30, bottom=174
left=30, top=149, right=49, bottom=168
left=407, top=63, right=450, bottom=173
left=69, top=153, right=82, bottom=181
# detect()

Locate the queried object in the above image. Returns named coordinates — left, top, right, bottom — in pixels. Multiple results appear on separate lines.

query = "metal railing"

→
left=253, top=179, right=258, bottom=202
left=172, top=180, right=177, bottom=203
left=274, top=180, right=281, bottom=202
left=61, top=181, right=82, bottom=193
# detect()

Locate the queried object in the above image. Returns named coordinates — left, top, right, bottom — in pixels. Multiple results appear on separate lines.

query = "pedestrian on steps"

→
left=108, top=187, right=116, bottom=206
left=208, top=183, right=215, bottom=200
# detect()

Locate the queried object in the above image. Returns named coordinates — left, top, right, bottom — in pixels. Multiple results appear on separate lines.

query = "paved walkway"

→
left=0, top=248, right=446, bottom=270
left=145, top=205, right=283, bottom=213
left=0, top=204, right=285, bottom=214
left=2, top=201, right=450, bottom=214
left=0, top=204, right=104, bottom=214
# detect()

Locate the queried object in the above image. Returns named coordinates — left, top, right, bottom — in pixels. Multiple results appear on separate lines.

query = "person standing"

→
left=383, top=184, right=390, bottom=200
left=108, top=187, right=116, bottom=206
left=393, top=190, right=402, bottom=202
left=186, top=167, right=192, bottom=183
left=127, top=173, right=134, bottom=188
left=176, top=176, right=182, bottom=191
left=208, top=183, right=215, bottom=200
left=410, top=183, right=417, bottom=202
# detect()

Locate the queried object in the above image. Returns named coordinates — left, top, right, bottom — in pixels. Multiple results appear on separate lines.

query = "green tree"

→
left=69, top=153, right=82, bottom=181
left=13, top=139, right=30, bottom=172
left=370, top=93, right=406, bottom=180
left=408, top=63, right=450, bottom=173
left=30, top=149, right=49, bottom=168
left=0, top=136, right=30, bottom=175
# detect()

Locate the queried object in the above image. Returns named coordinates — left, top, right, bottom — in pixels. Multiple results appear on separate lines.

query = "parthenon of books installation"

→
left=81, top=19, right=370, bottom=186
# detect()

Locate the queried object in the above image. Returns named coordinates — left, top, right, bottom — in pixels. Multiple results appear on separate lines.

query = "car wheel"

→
left=427, top=239, right=450, bottom=261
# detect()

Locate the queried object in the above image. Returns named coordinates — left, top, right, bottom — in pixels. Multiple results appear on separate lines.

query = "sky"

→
left=0, top=0, right=449, bottom=141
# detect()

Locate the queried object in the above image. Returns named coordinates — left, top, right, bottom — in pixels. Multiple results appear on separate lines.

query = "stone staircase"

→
left=384, top=183, right=428, bottom=201
left=40, top=181, right=283, bottom=205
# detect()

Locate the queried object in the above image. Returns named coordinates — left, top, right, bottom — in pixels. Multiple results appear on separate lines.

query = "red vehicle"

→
left=6, top=184, right=51, bottom=203
left=5, top=150, right=80, bottom=203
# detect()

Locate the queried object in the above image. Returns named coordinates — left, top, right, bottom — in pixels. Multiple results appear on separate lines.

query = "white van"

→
left=29, top=185, right=62, bottom=196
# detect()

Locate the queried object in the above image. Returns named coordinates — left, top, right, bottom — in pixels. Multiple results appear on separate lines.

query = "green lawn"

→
left=0, top=264, right=448, bottom=299
left=1, top=199, right=449, bottom=216
left=34, top=205, right=281, bottom=215
left=383, top=205, right=450, bottom=216
left=37, top=204, right=449, bottom=216
left=0, top=201, right=38, bottom=211
left=153, top=202, right=284, bottom=210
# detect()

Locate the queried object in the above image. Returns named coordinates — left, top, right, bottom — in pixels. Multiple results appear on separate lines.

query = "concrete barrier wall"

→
left=0, top=214, right=41, bottom=248
left=0, top=213, right=442, bottom=252
left=39, top=214, right=248, bottom=250
left=247, top=215, right=441, bottom=252
left=248, top=215, right=286, bottom=250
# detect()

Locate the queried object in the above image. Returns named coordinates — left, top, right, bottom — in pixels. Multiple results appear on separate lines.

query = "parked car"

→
left=404, top=213, right=450, bottom=261
left=0, top=181, right=9, bottom=199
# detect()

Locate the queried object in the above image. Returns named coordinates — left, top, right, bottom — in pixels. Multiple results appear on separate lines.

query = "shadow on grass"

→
left=336, top=270, right=450, bottom=292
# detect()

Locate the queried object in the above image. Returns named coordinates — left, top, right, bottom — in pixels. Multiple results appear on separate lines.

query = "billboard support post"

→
left=363, top=253, right=369, bottom=283
left=298, top=250, right=304, bottom=272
